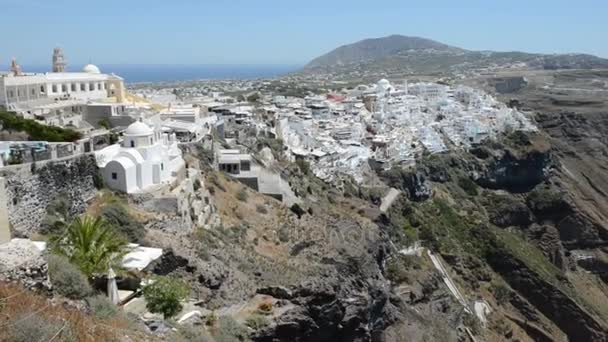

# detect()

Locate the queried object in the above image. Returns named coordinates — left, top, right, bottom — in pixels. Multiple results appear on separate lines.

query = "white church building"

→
left=0, top=48, right=126, bottom=128
left=95, top=120, right=186, bottom=193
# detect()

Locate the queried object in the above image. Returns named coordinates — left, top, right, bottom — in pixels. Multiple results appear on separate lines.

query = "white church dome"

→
left=377, top=79, right=391, bottom=89
left=125, top=121, right=153, bottom=136
left=83, top=64, right=101, bottom=74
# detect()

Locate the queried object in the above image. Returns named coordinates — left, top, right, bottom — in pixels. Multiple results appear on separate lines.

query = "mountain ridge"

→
left=304, top=34, right=608, bottom=73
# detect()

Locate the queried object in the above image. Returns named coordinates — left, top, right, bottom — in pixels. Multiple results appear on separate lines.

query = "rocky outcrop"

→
left=487, top=245, right=608, bottom=341
left=381, top=169, right=432, bottom=202
left=474, top=146, right=553, bottom=193
left=252, top=278, right=399, bottom=342
left=1, top=155, right=100, bottom=236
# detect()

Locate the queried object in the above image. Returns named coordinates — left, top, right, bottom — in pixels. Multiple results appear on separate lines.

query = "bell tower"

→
left=52, top=47, right=66, bottom=72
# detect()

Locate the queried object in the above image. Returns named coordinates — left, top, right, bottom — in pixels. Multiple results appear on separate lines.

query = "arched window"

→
left=130, top=140, right=135, bottom=148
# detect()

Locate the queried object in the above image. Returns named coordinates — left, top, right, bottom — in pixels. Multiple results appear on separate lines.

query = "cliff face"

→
left=375, top=126, right=608, bottom=341
left=1, top=155, right=100, bottom=236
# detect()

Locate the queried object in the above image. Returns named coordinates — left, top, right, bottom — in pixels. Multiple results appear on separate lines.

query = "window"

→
left=111, top=172, right=117, bottom=180
left=40, top=85, right=45, bottom=94
left=97, top=83, right=101, bottom=90
left=61, top=84, right=67, bottom=92
left=81, top=83, right=86, bottom=91
left=102, top=83, right=106, bottom=90
left=150, top=137, right=153, bottom=145
left=89, top=83, right=95, bottom=91
left=71, top=83, right=76, bottom=92
left=8, top=90, right=14, bottom=98
left=161, top=163, right=164, bottom=171
left=52, top=84, right=57, bottom=93
left=31, top=88, right=36, bottom=96
left=130, top=140, right=135, bottom=148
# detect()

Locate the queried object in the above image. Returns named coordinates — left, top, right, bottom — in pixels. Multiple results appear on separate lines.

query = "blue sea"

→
left=19, top=64, right=300, bottom=83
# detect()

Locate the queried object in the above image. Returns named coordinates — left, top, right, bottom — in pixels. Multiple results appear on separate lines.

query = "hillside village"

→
left=1, top=46, right=608, bottom=342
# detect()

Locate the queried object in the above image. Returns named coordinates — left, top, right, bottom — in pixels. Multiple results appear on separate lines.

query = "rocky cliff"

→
left=1, top=155, right=100, bottom=237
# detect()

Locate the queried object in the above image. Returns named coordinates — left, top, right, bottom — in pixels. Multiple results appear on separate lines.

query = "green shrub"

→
left=100, top=203, right=145, bottom=243
left=247, top=93, right=261, bottom=103
left=87, top=295, right=119, bottom=320
left=526, top=186, right=565, bottom=213
left=206, top=311, right=218, bottom=326
left=245, top=314, right=268, bottom=330
left=214, top=316, right=250, bottom=342
left=458, top=177, right=478, bottom=196
left=40, top=195, right=71, bottom=235
left=236, top=188, right=248, bottom=202
left=98, top=118, right=112, bottom=130
left=490, top=282, right=512, bottom=305
left=385, top=255, right=420, bottom=284
left=177, top=324, right=214, bottom=342
left=143, top=276, right=190, bottom=319
left=48, top=254, right=93, bottom=299
left=0, top=110, right=82, bottom=142
left=361, top=187, right=385, bottom=204
left=9, top=313, right=73, bottom=342
left=295, top=159, right=310, bottom=175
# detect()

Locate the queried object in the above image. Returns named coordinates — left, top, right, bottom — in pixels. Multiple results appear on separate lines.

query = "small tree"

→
left=143, top=276, right=189, bottom=319
left=51, top=215, right=129, bottom=277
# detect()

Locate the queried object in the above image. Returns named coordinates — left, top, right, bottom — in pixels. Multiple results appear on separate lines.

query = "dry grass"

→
left=0, top=283, right=152, bottom=342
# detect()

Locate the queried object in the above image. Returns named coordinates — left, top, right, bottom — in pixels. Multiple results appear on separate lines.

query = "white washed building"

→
left=95, top=121, right=185, bottom=193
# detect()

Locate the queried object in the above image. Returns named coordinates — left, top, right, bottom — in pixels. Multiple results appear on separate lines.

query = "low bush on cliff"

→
left=245, top=314, right=268, bottom=330
left=48, top=254, right=93, bottom=299
left=0, top=110, right=81, bottom=142
left=40, top=195, right=71, bottom=235
left=86, top=295, right=120, bottom=320
left=214, top=316, right=250, bottom=342
left=526, top=186, right=567, bottom=214
left=458, top=177, right=478, bottom=196
left=100, top=203, right=145, bottom=243
left=9, top=312, right=74, bottom=342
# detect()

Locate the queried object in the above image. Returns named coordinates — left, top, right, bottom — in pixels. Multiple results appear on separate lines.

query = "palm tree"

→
left=51, top=215, right=129, bottom=278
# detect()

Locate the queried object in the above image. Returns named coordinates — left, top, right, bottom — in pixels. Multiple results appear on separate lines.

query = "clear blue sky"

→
left=1, top=0, right=606, bottom=67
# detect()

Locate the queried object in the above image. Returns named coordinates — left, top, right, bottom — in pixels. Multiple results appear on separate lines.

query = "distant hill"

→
left=303, top=35, right=608, bottom=76
left=306, top=35, right=465, bottom=68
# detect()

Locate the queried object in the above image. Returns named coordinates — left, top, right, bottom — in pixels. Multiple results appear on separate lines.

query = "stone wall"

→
left=0, top=177, right=10, bottom=243
left=1, top=155, right=100, bottom=237
left=131, top=169, right=220, bottom=235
